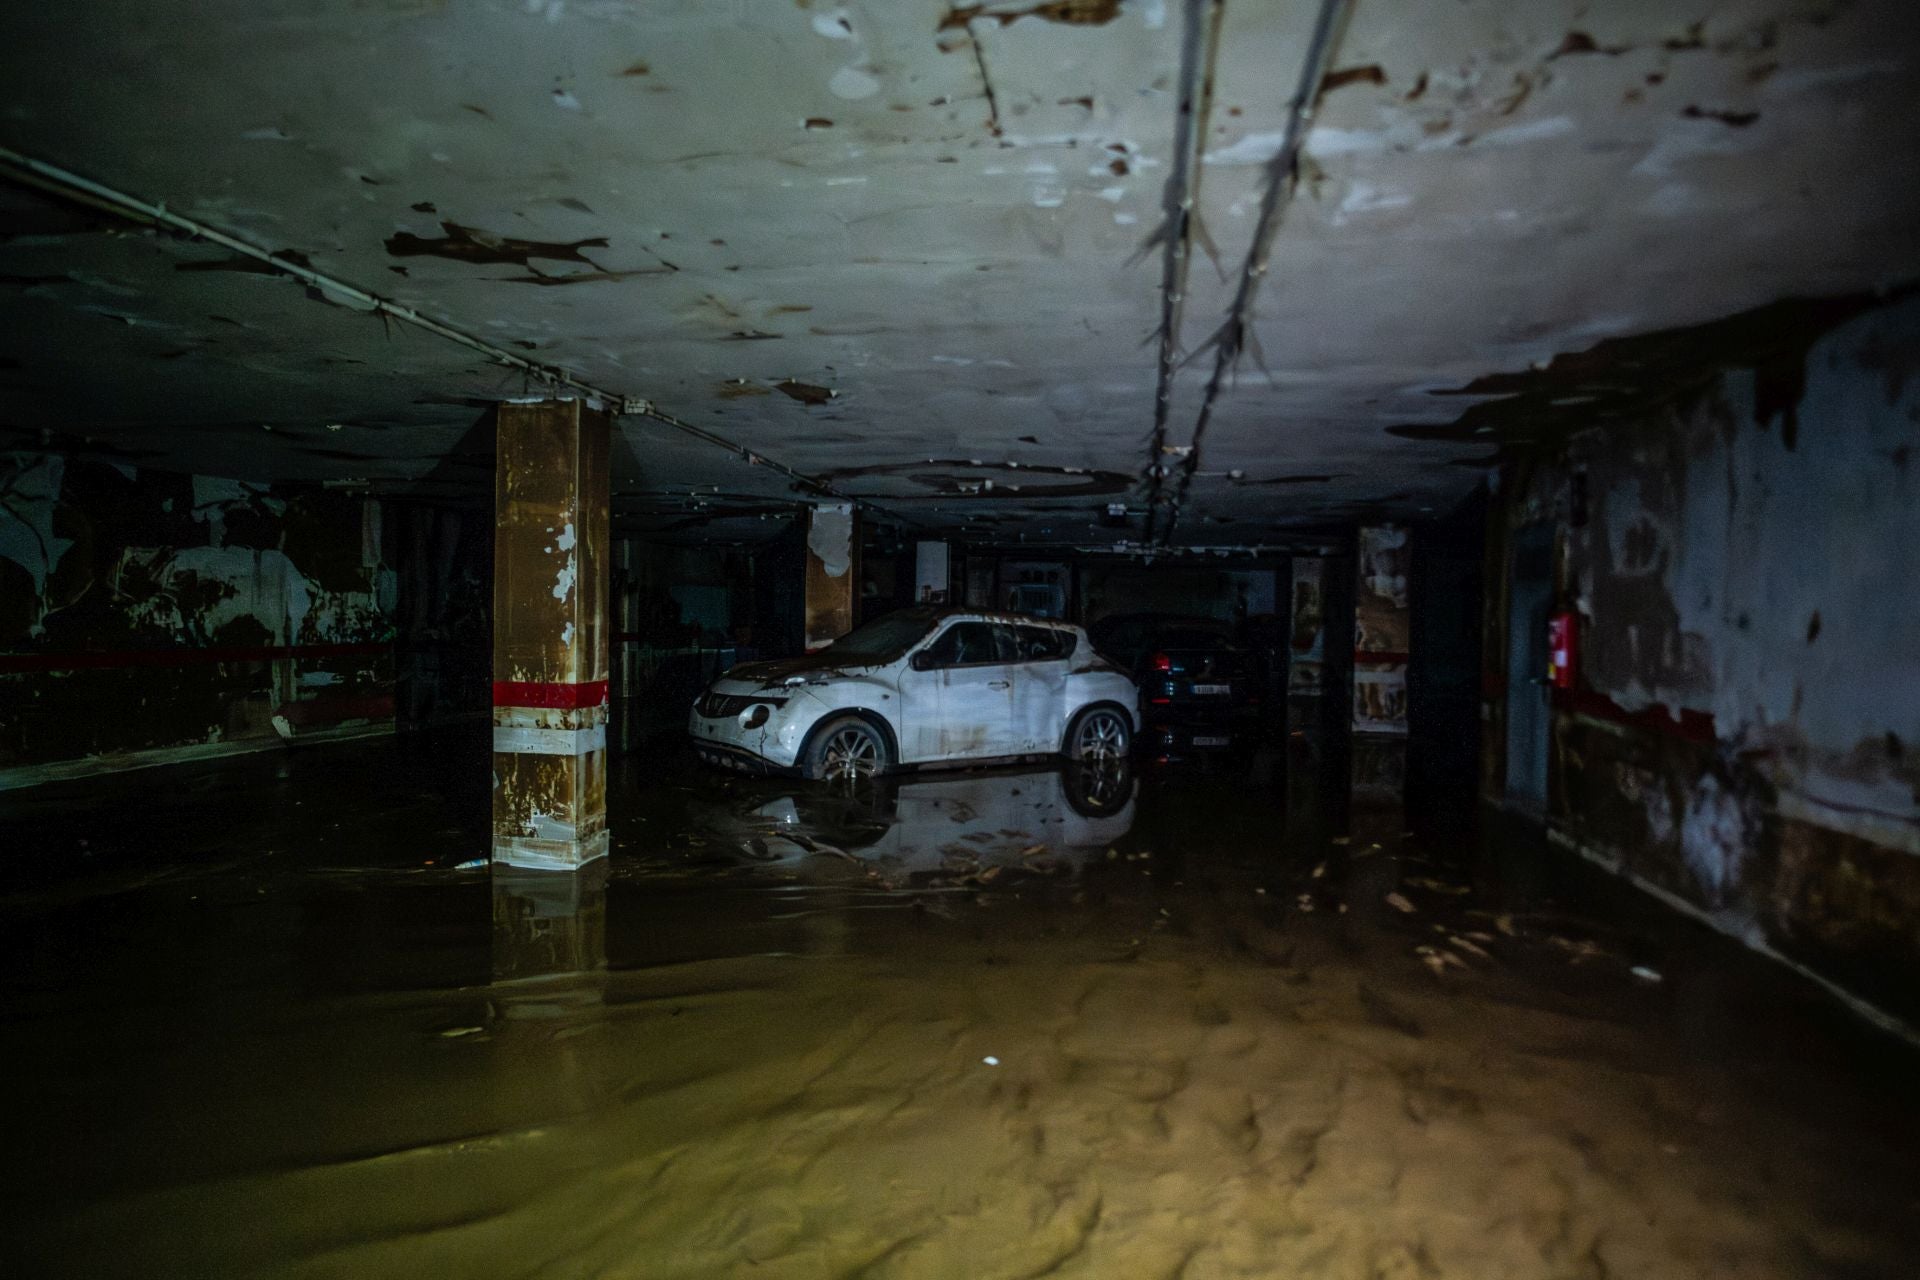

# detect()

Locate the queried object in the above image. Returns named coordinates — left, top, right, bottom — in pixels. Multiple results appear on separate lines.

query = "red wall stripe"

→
left=1353, top=650, right=1411, bottom=665
left=492, top=679, right=609, bottom=709
left=1557, top=686, right=1717, bottom=746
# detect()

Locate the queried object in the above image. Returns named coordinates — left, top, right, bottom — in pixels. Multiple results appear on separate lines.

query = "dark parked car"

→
left=1086, top=613, right=1260, bottom=759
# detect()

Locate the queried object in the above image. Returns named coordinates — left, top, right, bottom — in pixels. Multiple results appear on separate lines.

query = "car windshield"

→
left=822, top=607, right=944, bottom=662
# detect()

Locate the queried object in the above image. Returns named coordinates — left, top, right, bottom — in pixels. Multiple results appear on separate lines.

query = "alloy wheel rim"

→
left=823, top=726, right=880, bottom=783
left=1077, top=711, right=1126, bottom=760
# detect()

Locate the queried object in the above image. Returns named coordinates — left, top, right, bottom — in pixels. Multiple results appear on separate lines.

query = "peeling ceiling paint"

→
left=0, top=0, right=1915, bottom=548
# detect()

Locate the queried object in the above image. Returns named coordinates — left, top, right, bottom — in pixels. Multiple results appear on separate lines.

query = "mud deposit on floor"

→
left=2, top=736, right=1917, bottom=1278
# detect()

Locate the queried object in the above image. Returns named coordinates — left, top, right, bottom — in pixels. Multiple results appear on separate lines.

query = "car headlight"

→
left=742, top=704, right=772, bottom=729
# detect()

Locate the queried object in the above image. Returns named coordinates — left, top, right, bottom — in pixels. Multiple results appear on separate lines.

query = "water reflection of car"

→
left=689, top=607, right=1139, bottom=781
left=1086, top=612, right=1260, bottom=760
left=736, top=758, right=1136, bottom=876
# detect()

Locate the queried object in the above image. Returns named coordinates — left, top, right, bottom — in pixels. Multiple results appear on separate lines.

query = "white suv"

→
left=689, top=607, right=1139, bottom=781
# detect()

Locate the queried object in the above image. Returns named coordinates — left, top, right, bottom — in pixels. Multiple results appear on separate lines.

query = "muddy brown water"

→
left=2, top=729, right=1916, bottom=1278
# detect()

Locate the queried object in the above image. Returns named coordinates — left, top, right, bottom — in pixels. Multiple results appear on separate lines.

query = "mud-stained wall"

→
left=1484, top=296, right=1920, bottom=1030
left=0, top=451, right=396, bottom=779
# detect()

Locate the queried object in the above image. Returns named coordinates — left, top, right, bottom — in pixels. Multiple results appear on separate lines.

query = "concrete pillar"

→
left=804, top=502, right=857, bottom=651
left=491, top=399, right=611, bottom=869
left=1288, top=556, right=1327, bottom=695
left=914, top=540, right=950, bottom=604
left=1353, top=525, right=1410, bottom=734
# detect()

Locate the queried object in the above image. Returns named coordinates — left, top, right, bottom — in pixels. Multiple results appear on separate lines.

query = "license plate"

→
left=1192, top=735, right=1230, bottom=747
left=1192, top=683, right=1230, bottom=695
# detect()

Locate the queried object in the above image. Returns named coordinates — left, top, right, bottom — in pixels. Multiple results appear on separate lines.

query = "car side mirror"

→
left=910, top=650, right=937, bottom=672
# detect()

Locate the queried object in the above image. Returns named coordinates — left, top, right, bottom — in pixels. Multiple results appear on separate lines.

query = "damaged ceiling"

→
left=0, top=0, right=1915, bottom=547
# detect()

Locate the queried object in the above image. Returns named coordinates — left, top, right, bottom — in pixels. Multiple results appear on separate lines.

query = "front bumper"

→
left=691, top=738, right=799, bottom=776
left=687, top=689, right=812, bottom=771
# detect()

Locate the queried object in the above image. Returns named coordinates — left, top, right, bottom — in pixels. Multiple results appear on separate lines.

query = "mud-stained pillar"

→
left=1288, top=556, right=1327, bottom=696
left=1353, top=525, right=1410, bottom=734
left=803, top=502, right=858, bottom=651
left=491, top=398, right=611, bottom=870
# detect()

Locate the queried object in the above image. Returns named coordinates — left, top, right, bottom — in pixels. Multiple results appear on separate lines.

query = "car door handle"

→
left=988, top=680, right=1010, bottom=689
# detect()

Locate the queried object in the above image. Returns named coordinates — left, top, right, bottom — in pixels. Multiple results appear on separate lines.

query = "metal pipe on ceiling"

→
left=1138, top=0, right=1226, bottom=547
left=1157, top=0, right=1353, bottom=548
left=0, top=145, right=906, bottom=524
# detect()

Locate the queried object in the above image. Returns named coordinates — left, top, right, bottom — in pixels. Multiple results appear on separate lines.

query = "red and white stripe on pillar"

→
left=491, top=679, right=611, bottom=757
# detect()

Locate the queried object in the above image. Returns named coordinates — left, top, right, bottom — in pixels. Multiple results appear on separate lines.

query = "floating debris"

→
left=1448, top=935, right=1494, bottom=962
left=1408, top=876, right=1470, bottom=896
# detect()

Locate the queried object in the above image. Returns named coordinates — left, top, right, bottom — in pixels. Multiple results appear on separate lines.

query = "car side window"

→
left=990, top=624, right=1022, bottom=663
left=1015, top=625, right=1072, bottom=662
left=921, top=621, right=999, bottom=667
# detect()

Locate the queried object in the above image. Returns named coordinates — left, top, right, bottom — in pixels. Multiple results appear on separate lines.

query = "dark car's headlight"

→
left=743, top=704, right=771, bottom=729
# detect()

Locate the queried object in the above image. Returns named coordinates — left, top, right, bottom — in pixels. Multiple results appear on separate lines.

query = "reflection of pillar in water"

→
left=492, top=861, right=609, bottom=984
left=1349, top=735, right=1408, bottom=847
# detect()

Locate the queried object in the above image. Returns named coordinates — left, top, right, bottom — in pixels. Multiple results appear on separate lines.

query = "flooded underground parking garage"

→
left=2, top=1, right=1919, bottom=1277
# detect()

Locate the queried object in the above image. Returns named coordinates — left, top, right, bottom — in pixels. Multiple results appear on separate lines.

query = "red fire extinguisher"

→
left=1547, top=609, right=1578, bottom=690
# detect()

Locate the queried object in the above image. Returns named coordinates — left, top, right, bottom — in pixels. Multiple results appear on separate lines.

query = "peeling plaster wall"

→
left=1484, top=296, right=1920, bottom=1030
left=0, top=451, right=397, bottom=779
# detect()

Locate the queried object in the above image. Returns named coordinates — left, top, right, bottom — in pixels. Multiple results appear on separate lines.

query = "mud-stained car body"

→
left=689, top=606, right=1139, bottom=780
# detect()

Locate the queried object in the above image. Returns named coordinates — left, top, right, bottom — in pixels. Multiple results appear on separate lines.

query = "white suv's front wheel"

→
left=1064, top=704, right=1131, bottom=762
left=802, top=716, right=891, bottom=785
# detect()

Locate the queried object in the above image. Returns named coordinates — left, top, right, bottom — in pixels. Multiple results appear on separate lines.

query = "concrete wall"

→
left=1482, top=296, right=1920, bottom=1032
left=0, top=452, right=396, bottom=783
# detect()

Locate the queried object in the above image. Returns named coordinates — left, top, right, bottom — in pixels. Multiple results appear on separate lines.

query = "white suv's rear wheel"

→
left=802, top=716, right=891, bottom=785
left=1065, top=704, right=1130, bottom=762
